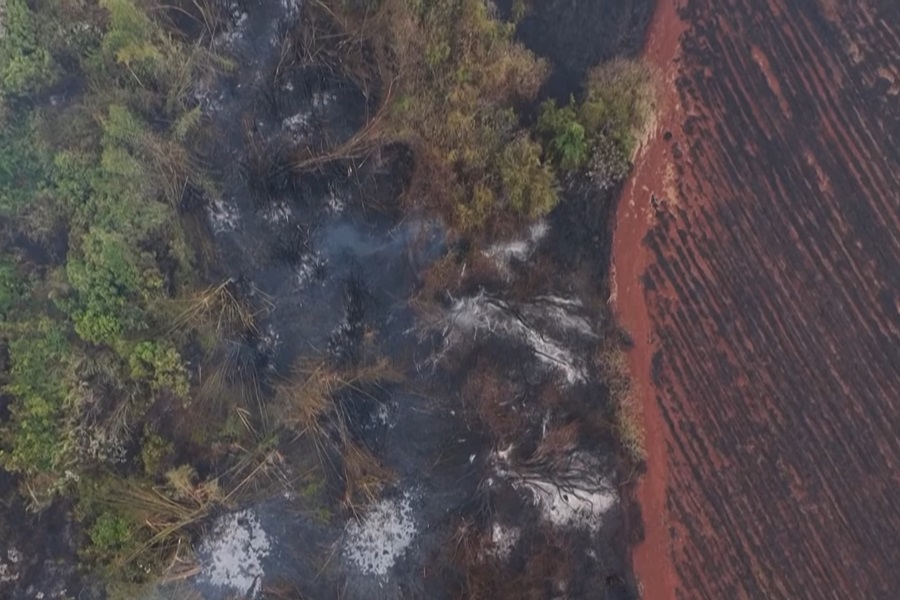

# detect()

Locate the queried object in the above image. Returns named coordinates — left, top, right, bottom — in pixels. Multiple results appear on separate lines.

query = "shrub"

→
left=99, top=0, right=167, bottom=81
left=301, top=0, right=550, bottom=231
left=596, top=339, right=645, bottom=462
left=89, top=511, right=135, bottom=554
left=140, top=428, right=173, bottom=477
left=536, top=100, right=588, bottom=171
left=498, top=135, right=558, bottom=219
left=0, top=115, right=53, bottom=215
left=65, top=228, right=154, bottom=346
left=581, top=58, right=656, bottom=159
left=0, top=320, right=71, bottom=474
left=534, top=58, right=656, bottom=187
left=0, top=0, right=57, bottom=96
left=0, top=259, right=26, bottom=320
left=128, top=341, right=190, bottom=399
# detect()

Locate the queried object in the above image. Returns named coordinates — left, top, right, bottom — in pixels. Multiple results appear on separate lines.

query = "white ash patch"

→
left=312, top=91, right=336, bottom=109
left=208, top=197, right=241, bottom=233
left=219, top=8, right=248, bottom=46
left=492, top=450, right=617, bottom=532
left=516, top=475, right=617, bottom=531
left=259, top=323, right=281, bottom=359
left=260, top=200, right=293, bottom=225
left=283, top=110, right=313, bottom=139
left=487, top=523, right=520, bottom=560
left=437, top=291, right=594, bottom=384
left=484, top=221, right=548, bottom=278
left=343, top=491, right=418, bottom=576
left=0, top=547, right=21, bottom=583
left=364, top=401, right=397, bottom=430
left=529, top=297, right=596, bottom=339
left=194, top=80, right=225, bottom=115
left=199, top=509, right=271, bottom=598
left=326, top=186, right=347, bottom=214
left=294, top=254, right=325, bottom=288
left=281, top=0, right=302, bottom=18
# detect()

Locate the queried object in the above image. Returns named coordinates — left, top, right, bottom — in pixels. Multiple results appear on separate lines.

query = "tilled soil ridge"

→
left=616, top=0, right=900, bottom=598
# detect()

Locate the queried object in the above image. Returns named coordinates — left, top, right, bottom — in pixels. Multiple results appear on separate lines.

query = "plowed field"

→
left=614, top=1, right=900, bottom=599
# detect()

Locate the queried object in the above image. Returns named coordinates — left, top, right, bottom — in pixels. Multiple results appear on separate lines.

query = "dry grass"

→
left=220, top=442, right=293, bottom=501
left=274, top=361, right=340, bottom=435
left=515, top=529, right=575, bottom=600
left=449, top=520, right=497, bottom=599
left=262, top=580, right=308, bottom=600
left=274, top=355, right=400, bottom=508
left=340, top=440, right=395, bottom=511
left=169, top=278, right=268, bottom=337
left=283, top=0, right=398, bottom=171
left=596, top=339, right=645, bottom=462
left=99, top=441, right=285, bottom=579
left=533, top=422, right=580, bottom=463
left=412, top=248, right=503, bottom=313
left=462, top=361, right=524, bottom=445
left=194, top=337, right=271, bottom=433
left=102, top=469, right=224, bottom=569
left=275, top=356, right=400, bottom=436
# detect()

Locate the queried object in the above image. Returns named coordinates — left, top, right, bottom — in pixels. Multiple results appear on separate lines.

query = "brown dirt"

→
left=614, top=0, right=900, bottom=598
left=612, top=1, right=686, bottom=599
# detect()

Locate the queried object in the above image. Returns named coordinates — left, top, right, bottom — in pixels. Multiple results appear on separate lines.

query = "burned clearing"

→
left=0, top=0, right=655, bottom=598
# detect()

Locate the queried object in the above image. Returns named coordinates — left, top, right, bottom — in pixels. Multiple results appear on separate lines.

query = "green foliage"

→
left=536, top=100, right=588, bottom=172
left=66, top=228, right=153, bottom=345
left=533, top=59, right=656, bottom=186
left=498, top=135, right=558, bottom=219
left=171, top=106, right=202, bottom=142
left=102, top=103, right=149, bottom=148
left=0, top=115, right=52, bottom=215
left=89, top=511, right=135, bottom=553
left=0, top=0, right=57, bottom=96
left=0, top=0, right=242, bottom=592
left=337, top=0, right=550, bottom=231
left=99, top=0, right=166, bottom=80
left=129, top=342, right=189, bottom=399
left=0, top=259, right=26, bottom=320
left=140, top=428, right=173, bottom=477
left=0, top=0, right=217, bottom=490
left=0, top=320, right=71, bottom=473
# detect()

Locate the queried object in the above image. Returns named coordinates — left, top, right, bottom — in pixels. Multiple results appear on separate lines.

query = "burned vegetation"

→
left=0, top=0, right=655, bottom=598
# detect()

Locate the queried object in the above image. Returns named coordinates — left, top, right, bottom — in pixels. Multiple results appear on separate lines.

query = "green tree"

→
left=580, top=59, right=656, bottom=161
left=536, top=100, right=588, bottom=172
left=0, top=115, right=52, bottom=214
left=498, top=135, right=558, bottom=219
left=0, top=320, right=71, bottom=474
left=99, top=0, right=166, bottom=82
left=65, top=228, right=156, bottom=346
left=0, top=0, right=57, bottom=95
left=128, top=341, right=189, bottom=399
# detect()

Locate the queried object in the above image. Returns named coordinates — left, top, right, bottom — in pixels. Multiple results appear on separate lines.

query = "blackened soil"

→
left=498, top=0, right=654, bottom=99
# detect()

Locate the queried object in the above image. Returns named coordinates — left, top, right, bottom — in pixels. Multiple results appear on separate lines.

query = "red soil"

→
left=612, top=1, right=685, bottom=599
left=614, top=0, right=900, bottom=598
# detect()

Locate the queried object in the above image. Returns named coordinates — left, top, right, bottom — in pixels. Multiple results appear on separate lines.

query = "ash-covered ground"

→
left=160, top=1, right=645, bottom=598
